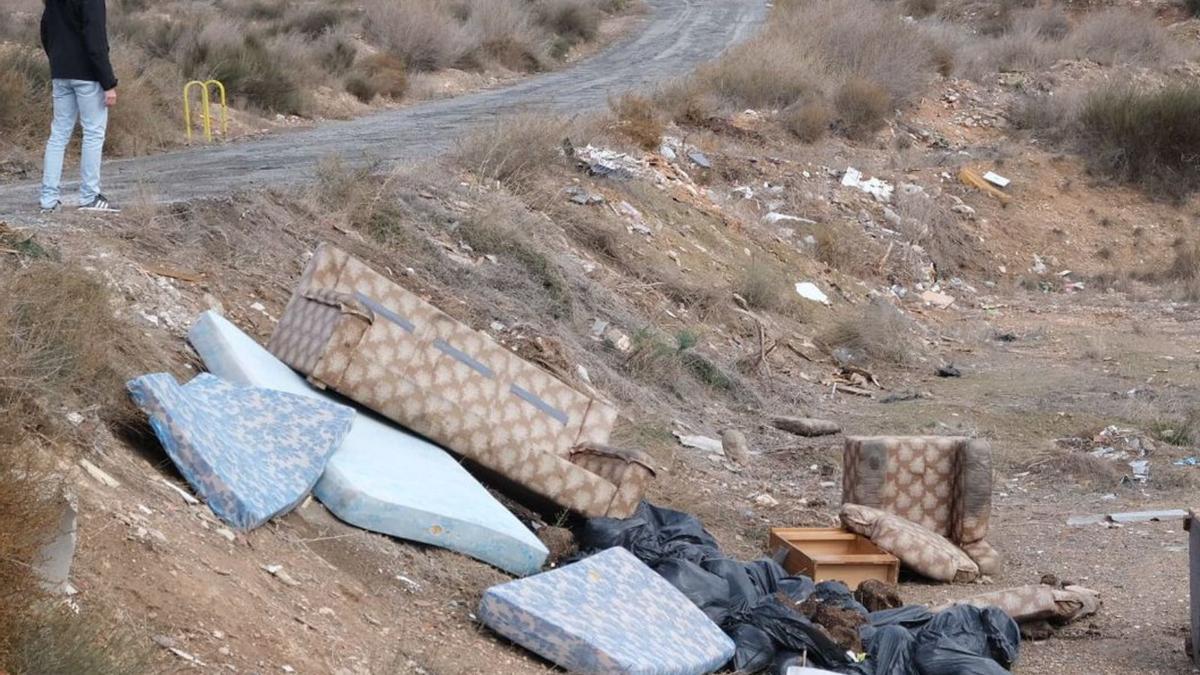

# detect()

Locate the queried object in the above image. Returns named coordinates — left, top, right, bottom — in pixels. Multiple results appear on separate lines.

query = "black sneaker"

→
left=79, top=194, right=120, bottom=213
left=39, top=201, right=61, bottom=214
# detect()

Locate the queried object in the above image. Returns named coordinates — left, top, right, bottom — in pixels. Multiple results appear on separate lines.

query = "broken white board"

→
left=795, top=282, right=832, bottom=306
left=982, top=171, right=1010, bottom=188
left=187, top=311, right=548, bottom=576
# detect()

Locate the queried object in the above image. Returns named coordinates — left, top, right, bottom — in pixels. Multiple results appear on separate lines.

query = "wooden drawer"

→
left=768, top=527, right=899, bottom=588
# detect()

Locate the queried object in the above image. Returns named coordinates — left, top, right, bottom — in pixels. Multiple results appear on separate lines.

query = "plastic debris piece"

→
left=982, top=171, right=1010, bottom=188
left=795, top=282, right=831, bottom=305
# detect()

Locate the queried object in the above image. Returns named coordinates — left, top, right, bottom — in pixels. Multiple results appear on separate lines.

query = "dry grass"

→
left=453, top=113, right=569, bottom=189
left=0, top=263, right=137, bottom=442
left=346, top=53, right=409, bottom=103
left=817, top=298, right=923, bottom=366
left=781, top=99, right=832, bottom=143
left=834, top=77, right=890, bottom=140
left=733, top=262, right=790, bottom=313
left=893, top=189, right=983, bottom=276
left=1076, top=83, right=1200, bottom=197
left=1068, top=8, right=1179, bottom=67
left=610, top=93, right=664, bottom=150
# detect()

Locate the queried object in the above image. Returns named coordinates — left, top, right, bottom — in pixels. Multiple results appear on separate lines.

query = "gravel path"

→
left=0, top=0, right=766, bottom=214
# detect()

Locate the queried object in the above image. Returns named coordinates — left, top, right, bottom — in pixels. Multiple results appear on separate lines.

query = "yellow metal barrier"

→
left=183, top=79, right=228, bottom=143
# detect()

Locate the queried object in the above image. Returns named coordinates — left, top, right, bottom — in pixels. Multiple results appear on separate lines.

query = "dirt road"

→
left=0, top=0, right=765, bottom=215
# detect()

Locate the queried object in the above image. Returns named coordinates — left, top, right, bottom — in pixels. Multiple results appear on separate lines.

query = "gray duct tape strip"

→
left=434, top=338, right=497, bottom=379
left=354, top=292, right=568, bottom=426
left=510, top=385, right=569, bottom=426
left=354, top=292, right=416, bottom=333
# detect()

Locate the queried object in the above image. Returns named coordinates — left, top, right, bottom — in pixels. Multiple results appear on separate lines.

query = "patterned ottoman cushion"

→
left=933, top=584, right=1101, bottom=624
left=479, top=547, right=735, bottom=674
left=841, top=504, right=979, bottom=583
left=127, top=372, right=354, bottom=530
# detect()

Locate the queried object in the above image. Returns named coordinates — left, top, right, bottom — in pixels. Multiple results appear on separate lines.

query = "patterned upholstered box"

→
left=479, top=547, right=735, bottom=674
left=842, top=436, right=999, bottom=573
left=267, top=244, right=654, bottom=518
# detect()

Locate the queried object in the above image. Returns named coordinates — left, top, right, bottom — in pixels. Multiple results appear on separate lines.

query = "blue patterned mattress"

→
left=128, top=372, right=354, bottom=530
left=479, top=547, right=735, bottom=674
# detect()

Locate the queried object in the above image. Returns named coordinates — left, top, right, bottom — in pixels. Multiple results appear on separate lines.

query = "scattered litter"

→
left=578, top=145, right=639, bottom=180
left=764, top=212, right=816, bottom=225
left=615, top=200, right=652, bottom=236
left=153, top=636, right=207, bottom=666
left=262, top=564, right=302, bottom=587
left=216, top=527, right=236, bottom=543
left=564, top=186, right=604, bottom=206
left=1066, top=514, right=1107, bottom=527
left=920, top=290, right=955, bottom=309
left=79, top=458, right=120, bottom=488
left=65, top=411, right=85, bottom=426
left=841, top=168, right=894, bottom=203
left=982, top=171, right=1010, bottom=188
left=1128, top=459, right=1149, bottom=482
left=35, top=498, right=77, bottom=594
left=795, top=282, right=831, bottom=305
left=673, top=431, right=725, bottom=455
left=937, top=364, right=962, bottom=378
left=395, top=574, right=421, bottom=592
left=688, top=150, right=713, bottom=169
left=772, top=416, right=841, bottom=437
left=281, top=666, right=295, bottom=674
left=958, top=167, right=1010, bottom=203
left=1177, top=457, right=1200, bottom=466
left=1107, top=510, right=1188, bottom=524
left=144, top=264, right=205, bottom=284
left=160, top=478, right=200, bottom=505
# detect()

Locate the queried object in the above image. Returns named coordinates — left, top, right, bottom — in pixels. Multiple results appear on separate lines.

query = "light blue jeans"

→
left=40, top=79, right=108, bottom=209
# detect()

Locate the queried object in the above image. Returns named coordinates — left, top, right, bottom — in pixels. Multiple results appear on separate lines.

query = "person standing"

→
left=39, top=0, right=120, bottom=213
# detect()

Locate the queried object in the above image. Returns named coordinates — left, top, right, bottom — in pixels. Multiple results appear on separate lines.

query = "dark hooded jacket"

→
left=40, top=0, right=118, bottom=90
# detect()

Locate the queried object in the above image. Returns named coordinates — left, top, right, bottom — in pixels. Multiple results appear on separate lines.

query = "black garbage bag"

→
left=742, top=597, right=852, bottom=671
left=731, top=622, right=778, bottom=673
left=579, top=502, right=722, bottom=565
left=778, top=575, right=817, bottom=603
left=863, top=624, right=918, bottom=675
left=911, top=605, right=1020, bottom=675
left=654, top=558, right=733, bottom=625
left=868, top=606, right=935, bottom=630
left=811, top=580, right=869, bottom=617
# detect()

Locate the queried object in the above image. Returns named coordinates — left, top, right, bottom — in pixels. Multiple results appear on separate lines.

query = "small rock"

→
left=772, top=417, right=841, bottom=438
left=673, top=432, right=725, bottom=455
left=262, top=564, right=301, bottom=587
left=720, top=429, right=752, bottom=464
left=753, top=493, right=780, bottom=508
left=763, top=212, right=816, bottom=225
left=950, top=204, right=975, bottom=217
left=218, top=647, right=231, bottom=657
left=937, top=364, right=962, bottom=378
left=282, top=666, right=295, bottom=673
left=65, top=411, right=85, bottom=426
left=536, top=525, right=577, bottom=565
left=250, top=302, right=267, bottom=313
left=688, top=151, right=712, bottom=169
left=216, top=527, right=236, bottom=543
left=213, top=630, right=226, bottom=640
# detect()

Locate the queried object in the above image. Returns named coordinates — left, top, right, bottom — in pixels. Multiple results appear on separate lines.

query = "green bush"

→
left=1077, top=84, right=1200, bottom=197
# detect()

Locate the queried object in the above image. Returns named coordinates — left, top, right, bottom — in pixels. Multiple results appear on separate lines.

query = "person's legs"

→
left=74, top=80, right=109, bottom=206
left=39, top=80, right=78, bottom=210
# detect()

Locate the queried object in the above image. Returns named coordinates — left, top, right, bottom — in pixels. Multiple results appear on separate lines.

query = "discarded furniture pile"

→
left=115, top=244, right=1102, bottom=674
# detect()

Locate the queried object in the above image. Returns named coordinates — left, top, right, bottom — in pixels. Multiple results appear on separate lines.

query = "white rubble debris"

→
left=841, top=168, right=894, bottom=203
left=794, top=282, right=831, bottom=305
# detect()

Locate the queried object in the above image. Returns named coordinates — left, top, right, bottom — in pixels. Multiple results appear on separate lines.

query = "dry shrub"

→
left=5, top=601, right=151, bottom=675
left=734, top=262, right=790, bottom=312
left=697, top=35, right=829, bottom=108
left=1190, top=0, right=1200, bottom=16
left=1068, top=8, right=1178, bottom=67
left=282, top=5, right=346, bottom=37
left=656, top=78, right=721, bottom=126
left=0, top=447, right=61, bottom=663
left=346, top=53, right=409, bottom=103
left=1076, top=83, right=1200, bottom=197
left=818, top=298, right=923, bottom=366
left=610, top=93, right=664, bottom=150
left=0, top=46, right=50, bottom=138
left=536, top=0, right=602, bottom=41
left=1165, top=241, right=1200, bottom=282
left=781, top=99, right=832, bottom=143
left=465, top=0, right=546, bottom=71
left=894, top=190, right=983, bottom=275
left=957, top=27, right=1065, bottom=80
left=454, top=113, right=568, bottom=189
left=105, top=48, right=182, bottom=155
left=906, top=0, right=938, bottom=18
left=1010, top=4, right=1070, bottom=41
left=179, top=22, right=310, bottom=114
left=1007, top=91, right=1077, bottom=140
left=363, top=0, right=471, bottom=71
left=834, top=77, right=890, bottom=140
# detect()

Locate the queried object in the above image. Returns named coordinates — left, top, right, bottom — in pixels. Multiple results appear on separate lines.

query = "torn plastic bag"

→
left=912, top=605, right=1020, bottom=675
